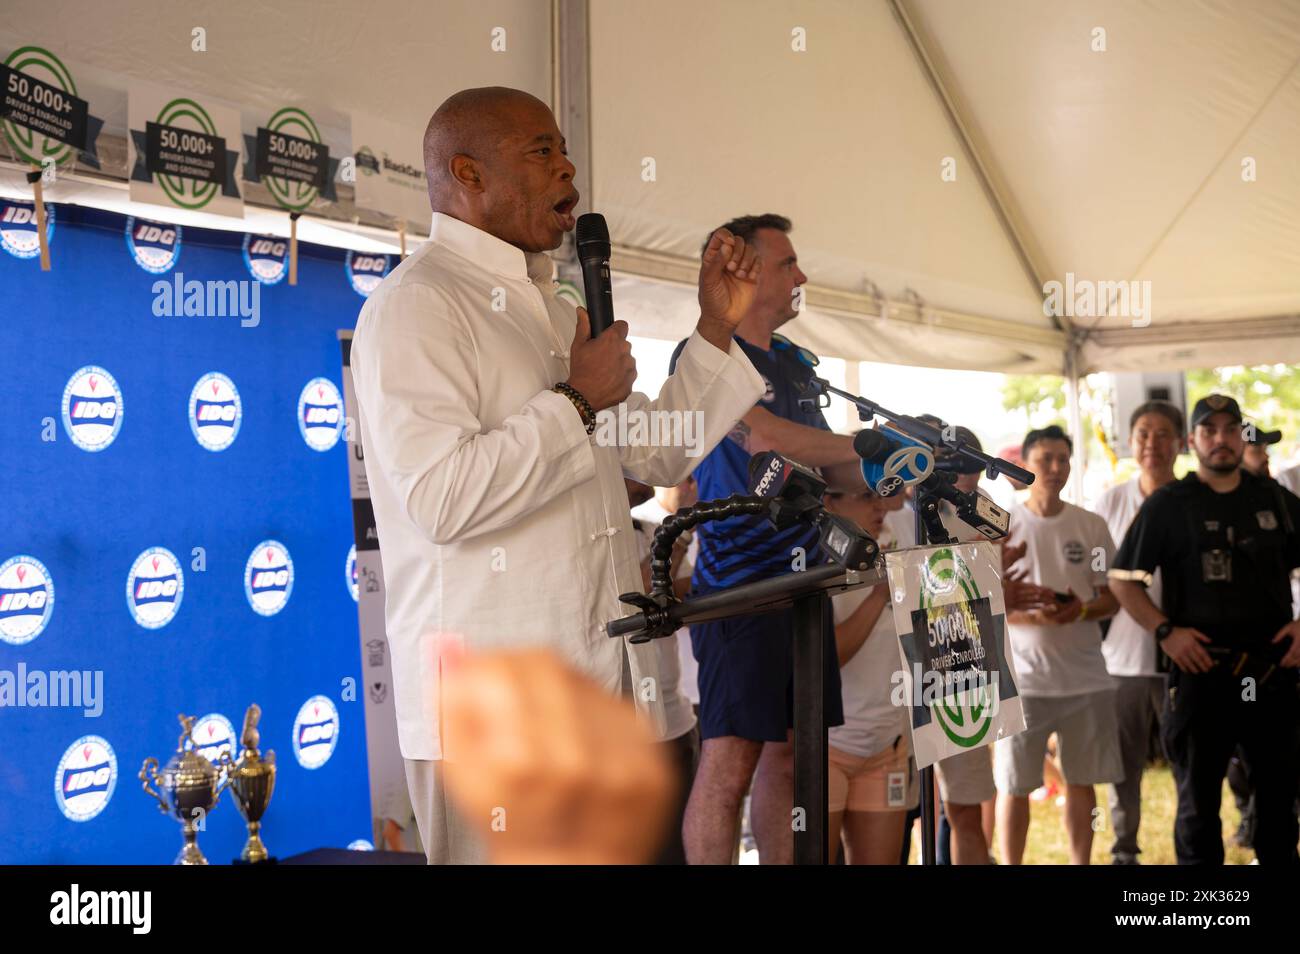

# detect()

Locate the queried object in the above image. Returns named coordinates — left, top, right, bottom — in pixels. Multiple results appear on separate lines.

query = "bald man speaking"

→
left=350, top=87, right=766, bottom=863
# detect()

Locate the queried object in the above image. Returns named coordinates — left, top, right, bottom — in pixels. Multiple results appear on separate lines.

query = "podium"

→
left=608, top=561, right=884, bottom=865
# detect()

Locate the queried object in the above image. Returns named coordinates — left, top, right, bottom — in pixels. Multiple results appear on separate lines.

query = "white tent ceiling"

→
left=3, top=0, right=1297, bottom=374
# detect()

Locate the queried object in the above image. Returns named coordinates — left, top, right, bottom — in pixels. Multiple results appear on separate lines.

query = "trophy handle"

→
left=212, top=749, right=235, bottom=799
left=139, top=757, right=169, bottom=815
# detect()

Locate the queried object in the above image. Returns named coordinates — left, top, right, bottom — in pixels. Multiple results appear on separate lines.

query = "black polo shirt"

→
left=1113, top=469, right=1300, bottom=653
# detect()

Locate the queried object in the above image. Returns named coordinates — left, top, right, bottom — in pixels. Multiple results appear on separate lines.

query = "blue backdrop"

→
left=0, top=201, right=380, bottom=863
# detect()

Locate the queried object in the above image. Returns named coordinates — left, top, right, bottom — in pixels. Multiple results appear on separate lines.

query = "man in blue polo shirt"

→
left=671, top=214, right=868, bottom=864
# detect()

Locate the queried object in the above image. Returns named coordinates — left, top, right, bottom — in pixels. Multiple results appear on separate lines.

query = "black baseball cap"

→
left=1190, top=394, right=1243, bottom=430
left=1247, top=426, right=1283, bottom=446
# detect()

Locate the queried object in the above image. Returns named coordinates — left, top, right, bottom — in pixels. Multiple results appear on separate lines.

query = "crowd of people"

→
left=615, top=215, right=1300, bottom=866
left=627, top=301, right=1300, bottom=864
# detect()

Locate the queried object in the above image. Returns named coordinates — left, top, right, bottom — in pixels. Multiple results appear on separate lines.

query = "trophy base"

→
left=232, top=856, right=278, bottom=866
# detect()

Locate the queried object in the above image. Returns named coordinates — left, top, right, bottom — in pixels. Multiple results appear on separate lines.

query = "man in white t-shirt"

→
left=996, top=425, right=1123, bottom=865
left=1094, top=400, right=1183, bottom=864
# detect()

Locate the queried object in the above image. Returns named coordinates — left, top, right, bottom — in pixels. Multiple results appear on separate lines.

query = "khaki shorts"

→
left=994, top=690, right=1124, bottom=797
left=936, top=745, right=995, bottom=806
left=828, top=737, right=918, bottom=813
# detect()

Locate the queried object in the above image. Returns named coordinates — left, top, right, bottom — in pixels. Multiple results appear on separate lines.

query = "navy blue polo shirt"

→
left=669, top=335, right=831, bottom=592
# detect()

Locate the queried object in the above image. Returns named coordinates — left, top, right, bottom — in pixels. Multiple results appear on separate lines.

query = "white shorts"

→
left=936, top=745, right=995, bottom=806
left=994, top=690, right=1124, bottom=797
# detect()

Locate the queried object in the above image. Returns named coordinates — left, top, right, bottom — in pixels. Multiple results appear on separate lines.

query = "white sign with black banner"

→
left=128, top=82, right=243, bottom=217
left=1, top=47, right=94, bottom=166
left=350, top=112, right=427, bottom=227
left=886, top=541, right=1026, bottom=769
left=245, top=107, right=339, bottom=212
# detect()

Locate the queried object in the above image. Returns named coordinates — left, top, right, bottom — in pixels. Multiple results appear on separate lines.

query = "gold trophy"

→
left=226, top=703, right=277, bottom=864
left=140, top=714, right=231, bottom=865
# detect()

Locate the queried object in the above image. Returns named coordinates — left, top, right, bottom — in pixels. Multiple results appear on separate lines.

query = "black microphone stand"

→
left=611, top=489, right=879, bottom=866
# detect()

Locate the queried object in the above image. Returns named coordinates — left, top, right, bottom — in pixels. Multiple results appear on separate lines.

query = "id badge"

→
left=1201, top=548, right=1232, bottom=583
left=887, top=771, right=907, bottom=809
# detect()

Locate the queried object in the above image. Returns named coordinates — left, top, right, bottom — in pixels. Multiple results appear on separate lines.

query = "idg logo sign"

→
left=293, top=695, right=339, bottom=769
left=188, top=372, right=242, bottom=452
left=61, top=365, right=122, bottom=452
left=188, top=713, right=237, bottom=764
left=55, top=735, right=117, bottom=822
left=242, top=233, right=288, bottom=285
left=0, top=198, right=54, bottom=259
left=346, top=544, right=358, bottom=602
left=298, top=377, right=343, bottom=451
left=126, top=547, right=184, bottom=629
left=0, top=555, right=55, bottom=645
left=345, top=250, right=389, bottom=297
left=245, top=540, right=293, bottom=616
left=125, top=217, right=182, bottom=274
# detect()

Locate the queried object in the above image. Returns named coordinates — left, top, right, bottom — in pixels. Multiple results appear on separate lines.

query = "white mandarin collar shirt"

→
left=350, top=211, right=765, bottom=760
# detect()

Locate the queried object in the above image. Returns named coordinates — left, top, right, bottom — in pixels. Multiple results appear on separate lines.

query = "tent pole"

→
left=1064, top=340, right=1086, bottom=505
left=552, top=0, right=591, bottom=271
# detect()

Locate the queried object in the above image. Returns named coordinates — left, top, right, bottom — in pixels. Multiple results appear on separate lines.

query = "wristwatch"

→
left=1154, top=620, right=1174, bottom=642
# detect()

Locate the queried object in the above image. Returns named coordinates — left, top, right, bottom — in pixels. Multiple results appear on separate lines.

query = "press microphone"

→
left=854, top=424, right=936, bottom=497
left=747, top=451, right=878, bottom=571
left=575, top=212, right=615, bottom=338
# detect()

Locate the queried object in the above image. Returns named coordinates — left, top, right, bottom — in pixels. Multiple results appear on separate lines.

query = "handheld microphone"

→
left=575, top=213, right=615, bottom=338
left=854, top=424, right=935, bottom=497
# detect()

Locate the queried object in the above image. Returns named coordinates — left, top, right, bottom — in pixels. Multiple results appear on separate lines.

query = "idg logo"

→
left=55, top=735, right=117, bottom=822
left=345, top=250, right=389, bottom=297
left=0, top=555, right=55, bottom=646
left=242, top=233, right=288, bottom=285
left=188, top=372, right=242, bottom=452
left=126, top=547, right=184, bottom=629
left=0, top=198, right=54, bottom=259
left=298, top=377, right=343, bottom=451
left=346, top=544, right=358, bottom=602
left=125, top=217, right=182, bottom=274
left=293, top=695, right=339, bottom=769
left=61, top=365, right=122, bottom=452
left=245, top=540, right=293, bottom=616
left=188, top=713, right=237, bottom=764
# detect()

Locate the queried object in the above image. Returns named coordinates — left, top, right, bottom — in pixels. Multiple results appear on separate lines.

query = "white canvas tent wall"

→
left=4, top=0, right=1298, bottom=375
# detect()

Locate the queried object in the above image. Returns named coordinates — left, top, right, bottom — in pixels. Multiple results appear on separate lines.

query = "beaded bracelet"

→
left=553, top=382, right=596, bottom=435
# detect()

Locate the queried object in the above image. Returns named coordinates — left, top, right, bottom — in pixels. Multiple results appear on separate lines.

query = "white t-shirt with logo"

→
left=1006, top=501, right=1116, bottom=697
left=829, top=521, right=908, bottom=759
left=1095, top=478, right=1161, bottom=677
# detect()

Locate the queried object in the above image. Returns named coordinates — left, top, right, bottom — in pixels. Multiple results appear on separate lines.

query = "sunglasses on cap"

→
left=770, top=333, right=820, bottom=370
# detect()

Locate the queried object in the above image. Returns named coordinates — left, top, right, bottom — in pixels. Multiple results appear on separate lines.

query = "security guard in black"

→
left=1112, top=394, right=1300, bottom=865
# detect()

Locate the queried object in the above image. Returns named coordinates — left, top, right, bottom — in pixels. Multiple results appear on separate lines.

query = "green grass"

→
left=904, top=763, right=1260, bottom=864
left=1017, top=764, right=1256, bottom=865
